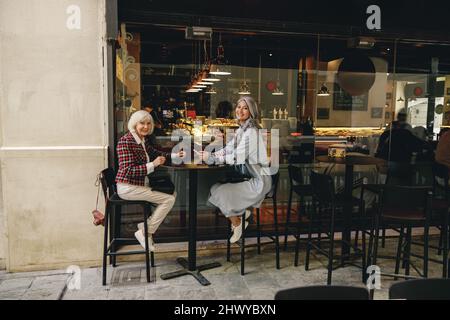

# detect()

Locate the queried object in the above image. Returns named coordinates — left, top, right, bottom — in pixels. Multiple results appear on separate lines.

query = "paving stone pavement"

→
left=0, top=236, right=446, bottom=300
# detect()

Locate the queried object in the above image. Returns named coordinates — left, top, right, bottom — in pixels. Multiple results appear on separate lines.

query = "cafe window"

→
left=113, top=19, right=450, bottom=242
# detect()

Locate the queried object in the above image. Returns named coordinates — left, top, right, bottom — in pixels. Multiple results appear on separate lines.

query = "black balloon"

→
left=336, top=53, right=376, bottom=96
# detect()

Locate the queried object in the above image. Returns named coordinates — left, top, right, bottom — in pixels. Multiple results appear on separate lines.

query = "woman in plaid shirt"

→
left=116, top=110, right=185, bottom=251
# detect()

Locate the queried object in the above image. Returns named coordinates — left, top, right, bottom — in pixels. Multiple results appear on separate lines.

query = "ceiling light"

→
left=317, top=83, right=330, bottom=96
left=205, top=87, right=217, bottom=94
left=238, top=82, right=251, bottom=95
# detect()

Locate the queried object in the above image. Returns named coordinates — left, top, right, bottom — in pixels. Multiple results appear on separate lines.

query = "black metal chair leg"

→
left=294, top=197, right=303, bottom=267
left=405, top=227, right=412, bottom=277
left=304, top=200, right=315, bottom=270
left=102, top=209, right=110, bottom=286
left=112, top=205, right=121, bottom=267
left=273, top=198, right=280, bottom=270
left=226, top=220, right=231, bottom=262
left=438, top=227, right=443, bottom=256
left=423, top=223, right=429, bottom=278
left=317, top=206, right=322, bottom=249
left=240, top=214, right=245, bottom=276
left=360, top=201, right=367, bottom=283
left=143, top=208, right=151, bottom=283
left=372, top=214, right=381, bottom=268
left=361, top=223, right=367, bottom=283
left=256, top=208, right=261, bottom=254
left=394, top=227, right=404, bottom=280
left=327, top=207, right=336, bottom=285
left=443, top=214, right=449, bottom=278
left=381, top=227, right=386, bottom=248
left=284, top=189, right=293, bottom=251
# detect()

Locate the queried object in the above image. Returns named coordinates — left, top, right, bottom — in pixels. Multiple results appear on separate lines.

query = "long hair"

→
left=236, top=96, right=261, bottom=129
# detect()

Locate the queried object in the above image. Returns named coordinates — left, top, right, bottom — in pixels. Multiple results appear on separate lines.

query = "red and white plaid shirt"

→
left=115, top=131, right=171, bottom=186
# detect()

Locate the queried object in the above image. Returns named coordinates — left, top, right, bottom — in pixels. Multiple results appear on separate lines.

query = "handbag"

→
left=220, top=164, right=252, bottom=184
left=92, top=173, right=105, bottom=226
left=148, top=170, right=175, bottom=194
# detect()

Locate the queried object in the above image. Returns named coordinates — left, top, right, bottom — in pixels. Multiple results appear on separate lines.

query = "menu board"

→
left=333, top=83, right=368, bottom=111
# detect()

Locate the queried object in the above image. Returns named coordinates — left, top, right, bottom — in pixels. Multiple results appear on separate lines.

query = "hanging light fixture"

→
left=197, top=81, right=214, bottom=85
left=272, top=48, right=284, bottom=96
left=203, top=38, right=221, bottom=81
left=238, top=38, right=251, bottom=95
left=204, top=75, right=221, bottom=82
left=317, top=83, right=330, bottom=96
left=205, top=87, right=217, bottom=94
left=238, top=82, right=251, bottom=95
left=397, top=96, right=404, bottom=102
left=272, top=86, right=284, bottom=96
left=186, top=88, right=201, bottom=93
left=209, top=34, right=231, bottom=76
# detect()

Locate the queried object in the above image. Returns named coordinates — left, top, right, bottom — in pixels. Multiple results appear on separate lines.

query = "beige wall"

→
left=0, top=0, right=108, bottom=271
left=316, top=57, right=388, bottom=127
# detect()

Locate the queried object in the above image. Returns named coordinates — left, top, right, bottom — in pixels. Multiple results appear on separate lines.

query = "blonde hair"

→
left=127, top=110, right=154, bottom=135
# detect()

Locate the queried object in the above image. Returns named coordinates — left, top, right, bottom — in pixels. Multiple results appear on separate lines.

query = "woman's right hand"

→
left=152, top=156, right=166, bottom=167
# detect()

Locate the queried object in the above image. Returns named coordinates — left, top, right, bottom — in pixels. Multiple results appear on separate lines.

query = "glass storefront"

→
left=113, top=9, right=450, bottom=242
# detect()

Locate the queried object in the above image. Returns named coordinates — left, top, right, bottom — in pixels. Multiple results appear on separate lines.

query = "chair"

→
left=304, top=171, right=366, bottom=285
left=275, top=285, right=370, bottom=300
left=431, top=162, right=449, bottom=277
left=367, top=185, right=433, bottom=280
left=99, top=168, right=154, bottom=285
left=395, top=162, right=449, bottom=279
left=389, top=278, right=450, bottom=300
left=283, top=165, right=314, bottom=253
left=226, top=172, right=280, bottom=275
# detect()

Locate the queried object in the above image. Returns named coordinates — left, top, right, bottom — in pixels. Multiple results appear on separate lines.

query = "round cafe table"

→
left=316, top=154, right=387, bottom=258
left=159, top=163, right=231, bottom=286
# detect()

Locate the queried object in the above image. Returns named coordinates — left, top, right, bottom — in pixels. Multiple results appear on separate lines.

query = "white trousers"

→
left=117, top=183, right=176, bottom=234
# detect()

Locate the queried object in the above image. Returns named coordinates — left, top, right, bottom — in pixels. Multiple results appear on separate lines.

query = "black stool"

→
left=367, top=185, right=433, bottom=282
left=284, top=164, right=313, bottom=252
left=389, top=278, right=450, bottom=300
left=226, top=172, right=280, bottom=275
left=100, top=168, right=155, bottom=285
left=304, top=171, right=366, bottom=285
left=275, top=285, right=370, bottom=300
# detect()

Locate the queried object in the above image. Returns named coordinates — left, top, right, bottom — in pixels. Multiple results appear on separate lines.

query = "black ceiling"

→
left=119, top=0, right=450, bottom=39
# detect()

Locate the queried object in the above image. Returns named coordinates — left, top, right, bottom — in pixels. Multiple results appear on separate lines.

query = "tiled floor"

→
left=0, top=235, right=446, bottom=300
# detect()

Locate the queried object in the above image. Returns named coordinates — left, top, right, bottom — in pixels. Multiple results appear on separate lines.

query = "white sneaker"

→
left=230, top=220, right=249, bottom=244
left=244, top=209, right=252, bottom=220
left=134, top=230, right=155, bottom=252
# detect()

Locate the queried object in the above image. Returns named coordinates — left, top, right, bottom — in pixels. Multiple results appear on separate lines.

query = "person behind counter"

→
left=215, top=100, right=234, bottom=119
left=436, top=128, right=450, bottom=175
left=200, top=96, right=273, bottom=243
left=116, top=110, right=185, bottom=251
left=143, top=103, right=164, bottom=134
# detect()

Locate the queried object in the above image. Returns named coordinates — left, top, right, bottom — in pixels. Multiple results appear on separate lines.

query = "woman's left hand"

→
left=177, top=150, right=186, bottom=159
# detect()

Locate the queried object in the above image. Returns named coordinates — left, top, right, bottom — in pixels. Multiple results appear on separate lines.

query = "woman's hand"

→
left=177, top=150, right=186, bottom=159
left=152, top=156, right=166, bottom=167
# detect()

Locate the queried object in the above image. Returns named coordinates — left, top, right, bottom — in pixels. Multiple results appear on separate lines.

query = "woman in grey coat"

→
left=200, top=96, right=273, bottom=243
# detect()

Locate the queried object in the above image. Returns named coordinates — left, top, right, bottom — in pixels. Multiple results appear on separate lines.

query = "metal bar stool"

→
left=367, top=185, right=433, bottom=282
left=226, top=172, right=280, bottom=275
left=284, top=164, right=313, bottom=252
left=99, top=168, right=155, bottom=285
left=304, top=171, right=366, bottom=285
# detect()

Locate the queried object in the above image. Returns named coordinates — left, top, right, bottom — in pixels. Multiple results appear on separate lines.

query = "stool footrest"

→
left=106, top=250, right=148, bottom=256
